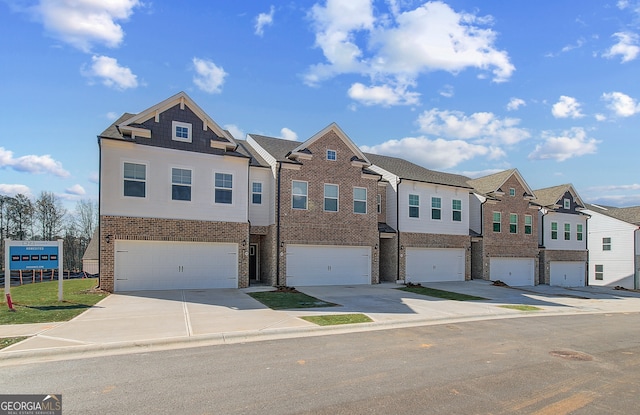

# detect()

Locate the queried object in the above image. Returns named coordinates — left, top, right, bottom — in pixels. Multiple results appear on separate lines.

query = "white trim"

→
left=122, top=160, right=148, bottom=199
left=172, top=121, right=192, bottom=143
left=324, top=183, right=339, bottom=212
left=353, top=186, right=367, bottom=214
left=292, top=180, right=308, bottom=210
left=214, top=171, right=234, bottom=205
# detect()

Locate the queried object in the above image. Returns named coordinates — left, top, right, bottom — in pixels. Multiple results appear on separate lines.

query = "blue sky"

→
left=1, top=0, right=640, bottom=209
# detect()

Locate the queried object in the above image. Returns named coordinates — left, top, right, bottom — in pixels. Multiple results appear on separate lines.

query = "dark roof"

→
left=378, top=222, right=397, bottom=233
left=98, top=113, right=136, bottom=140
left=365, top=153, right=472, bottom=189
left=248, top=134, right=301, bottom=163
left=586, top=204, right=640, bottom=226
left=235, top=140, right=270, bottom=167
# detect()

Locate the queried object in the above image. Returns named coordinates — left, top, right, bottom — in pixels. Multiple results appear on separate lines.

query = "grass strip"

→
left=0, top=278, right=107, bottom=325
left=248, top=291, right=337, bottom=310
left=398, top=286, right=486, bottom=301
left=0, top=337, right=28, bottom=350
left=499, top=304, right=542, bottom=312
left=300, top=313, right=372, bottom=326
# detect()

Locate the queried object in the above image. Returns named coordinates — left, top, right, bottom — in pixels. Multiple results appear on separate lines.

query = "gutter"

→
left=275, top=162, right=282, bottom=286
left=396, top=178, right=402, bottom=282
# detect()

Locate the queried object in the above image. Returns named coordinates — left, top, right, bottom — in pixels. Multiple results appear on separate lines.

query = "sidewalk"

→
left=2, top=281, right=640, bottom=365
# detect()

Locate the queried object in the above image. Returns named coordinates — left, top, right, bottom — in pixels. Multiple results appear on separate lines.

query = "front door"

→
left=249, top=243, right=259, bottom=281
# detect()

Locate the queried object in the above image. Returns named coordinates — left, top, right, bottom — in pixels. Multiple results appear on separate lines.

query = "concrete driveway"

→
left=2, top=280, right=640, bottom=363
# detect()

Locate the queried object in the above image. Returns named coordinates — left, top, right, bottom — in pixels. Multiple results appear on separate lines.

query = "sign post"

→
left=5, top=239, right=64, bottom=307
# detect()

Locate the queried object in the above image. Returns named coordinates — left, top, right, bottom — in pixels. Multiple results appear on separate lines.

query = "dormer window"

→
left=172, top=121, right=192, bottom=143
left=563, top=198, right=570, bottom=209
left=327, top=149, right=336, bottom=161
left=509, top=188, right=516, bottom=196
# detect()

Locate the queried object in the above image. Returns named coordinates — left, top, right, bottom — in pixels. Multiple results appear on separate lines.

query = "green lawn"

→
left=399, top=285, right=487, bottom=301
left=0, top=337, right=27, bottom=350
left=499, top=304, right=542, bottom=312
left=248, top=290, right=337, bottom=310
left=300, top=313, right=372, bottom=326
left=0, top=278, right=107, bottom=325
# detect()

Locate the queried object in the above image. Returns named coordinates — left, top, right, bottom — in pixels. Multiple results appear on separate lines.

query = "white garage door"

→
left=114, top=240, right=238, bottom=291
left=490, top=258, right=535, bottom=286
left=550, top=261, right=585, bottom=287
left=286, top=244, right=371, bottom=286
left=406, top=248, right=465, bottom=283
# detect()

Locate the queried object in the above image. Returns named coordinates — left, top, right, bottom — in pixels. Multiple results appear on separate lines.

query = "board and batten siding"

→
left=101, top=140, right=249, bottom=222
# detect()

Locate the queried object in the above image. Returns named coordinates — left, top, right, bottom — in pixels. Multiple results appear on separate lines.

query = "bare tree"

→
left=34, top=191, right=66, bottom=241
left=6, top=194, right=33, bottom=240
left=74, top=199, right=97, bottom=240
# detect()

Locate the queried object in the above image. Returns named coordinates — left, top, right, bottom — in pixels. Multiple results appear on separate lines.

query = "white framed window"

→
left=324, top=184, right=339, bottom=212
left=510, top=213, right=518, bottom=233
left=214, top=172, right=233, bottom=204
left=563, top=198, right=571, bottom=209
left=509, top=188, right=516, bottom=196
left=252, top=182, right=262, bottom=204
left=377, top=194, right=382, bottom=214
left=602, top=237, right=611, bottom=251
left=595, top=264, right=604, bottom=280
left=564, top=223, right=571, bottom=240
left=354, top=187, right=367, bottom=214
left=292, top=181, right=308, bottom=210
left=326, top=149, right=337, bottom=161
left=577, top=224, right=583, bottom=241
left=123, top=162, right=146, bottom=198
left=409, top=194, right=419, bottom=218
left=452, top=199, right=462, bottom=222
left=431, top=197, right=442, bottom=220
left=551, top=222, right=558, bottom=239
left=172, top=121, right=192, bottom=142
left=524, top=215, right=532, bottom=235
left=493, top=212, right=501, bottom=232
left=171, top=168, right=192, bottom=201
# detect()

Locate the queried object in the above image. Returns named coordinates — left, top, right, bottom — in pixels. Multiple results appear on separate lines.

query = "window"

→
left=493, top=212, right=501, bottom=232
left=123, top=162, right=146, bottom=198
left=452, top=199, right=462, bottom=222
left=171, top=168, right=191, bottom=201
left=409, top=194, right=419, bottom=218
left=563, top=198, right=571, bottom=209
left=292, top=181, right=308, bottom=210
left=602, top=237, right=611, bottom=251
left=354, top=187, right=367, bottom=214
left=551, top=222, right=558, bottom=240
left=564, top=223, right=571, bottom=240
left=377, top=194, right=382, bottom=214
left=324, top=184, right=338, bottom=212
left=509, top=188, right=516, bottom=196
left=524, top=215, right=532, bottom=235
left=326, top=149, right=336, bottom=161
left=172, top=121, right=192, bottom=142
left=214, top=173, right=233, bottom=204
left=509, top=214, right=518, bottom=233
left=252, top=182, right=262, bottom=204
left=431, top=197, right=442, bottom=220
left=577, top=224, right=583, bottom=241
left=595, top=264, right=604, bottom=280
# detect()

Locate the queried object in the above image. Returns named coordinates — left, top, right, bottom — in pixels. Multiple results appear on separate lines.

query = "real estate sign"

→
left=4, top=239, right=64, bottom=301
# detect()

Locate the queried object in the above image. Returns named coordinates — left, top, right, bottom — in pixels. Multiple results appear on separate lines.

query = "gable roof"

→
left=99, top=91, right=237, bottom=150
left=82, top=228, right=99, bottom=261
left=365, top=153, right=473, bottom=189
left=235, top=139, right=270, bottom=167
left=586, top=204, right=640, bottom=226
left=289, top=123, right=370, bottom=165
left=533, top=184, right=585, bottom=208
left=247, top=134, right=301, bottom=164
left=467, top=169, right=536, bottom=199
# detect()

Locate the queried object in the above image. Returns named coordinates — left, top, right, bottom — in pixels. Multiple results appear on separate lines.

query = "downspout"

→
left=275, top=162, right=282, bottom=286
left=396, top=178, right=402, bottom=282
left=635, top=227, right=639, bottom=290
left=97, top=135, right=102, bottom=290
left=585, top=217, right=589, bottom=287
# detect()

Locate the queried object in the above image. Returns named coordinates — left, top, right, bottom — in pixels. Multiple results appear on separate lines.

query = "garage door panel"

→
left=286, top=245, right=371, bottom=286
left=114, top=241, right=238, bottom=291
left=550, top=261, right=585, bottom=287
left=406, top=248, right=465, bottom=283
left=490, top=258, right=534, bottom=286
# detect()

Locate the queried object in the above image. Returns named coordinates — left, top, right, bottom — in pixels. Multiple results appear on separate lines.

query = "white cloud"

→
left=192, top=57, right=227, bottom=94
left=0, top=184, right=32, bottom=197
left=602, top=91, right=640, bottom=116
left=255, top=5, right=275, bottom=36
left=84, top=55, right=138, bottom=90
left=595, top=113, right=607, bottom=121
left=280, top=128, right=298, bottom=141
left=439, top=84, right=454, bottom=98
left=603, top=32, right=640, bottom=63
left=528, top=127, right=599, bottom=161
left=35, top=0, right=141, bottom=52
left=106, top=111, right=119, bottom=120
left=0, top=147, right=70, bottom=177
left=305, top=0, right=514, bottom=106
left=348, top=82, right=420, bottom=106
left=416, top=108, right=530, bottom=145
left=65, top=184, right=86, bottom=196
left=506, top=98, right=525, bottom=111
left=362, top=136, right=491, bottom=170
left=224, top=124, right=245, bottom=141
left=551, top=96, right=584, bottom=119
